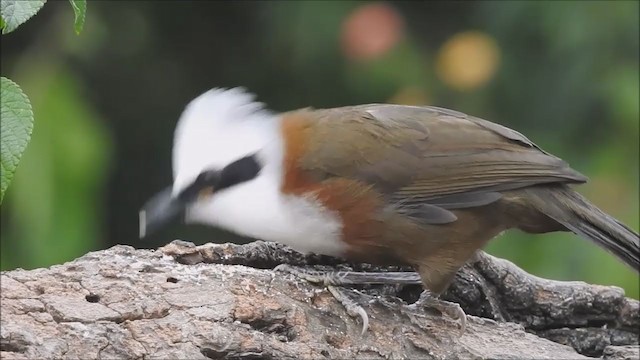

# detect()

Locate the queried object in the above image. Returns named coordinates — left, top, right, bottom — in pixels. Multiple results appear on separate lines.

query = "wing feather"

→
left=297, top=104, right=587, bottom=215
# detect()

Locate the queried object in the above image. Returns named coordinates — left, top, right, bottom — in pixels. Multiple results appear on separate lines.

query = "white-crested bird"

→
left=140, top=87, right=639, bottom=333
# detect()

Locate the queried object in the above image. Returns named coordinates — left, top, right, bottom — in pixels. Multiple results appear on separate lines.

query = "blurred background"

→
left=1, top=1, right=638, bottom=298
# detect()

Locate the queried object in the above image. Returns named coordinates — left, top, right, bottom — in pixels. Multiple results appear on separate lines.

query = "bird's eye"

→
left=177, top=170, right=220, bottom=202
left=196, top=170, right=219, bottom=185
left=198, top=186, right=214, bottom=200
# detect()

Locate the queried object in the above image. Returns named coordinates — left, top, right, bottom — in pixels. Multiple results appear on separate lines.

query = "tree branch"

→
left=1, top=241, right=638, bottom=359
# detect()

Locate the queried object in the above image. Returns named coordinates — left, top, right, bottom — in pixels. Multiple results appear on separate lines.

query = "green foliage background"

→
left=0, top=0, right=86, bottom=203
left=1, top=1, right=638, bottom=298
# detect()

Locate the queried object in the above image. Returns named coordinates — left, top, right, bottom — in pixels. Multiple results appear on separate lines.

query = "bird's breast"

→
left=278, top=112, right=392, bottom=260
left=277, top=194, right=348, bottom=256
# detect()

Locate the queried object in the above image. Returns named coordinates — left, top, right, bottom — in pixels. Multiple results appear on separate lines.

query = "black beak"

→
left=139, top=187, right=186, bottom=238
left=138, top=166, right=236, bottom=238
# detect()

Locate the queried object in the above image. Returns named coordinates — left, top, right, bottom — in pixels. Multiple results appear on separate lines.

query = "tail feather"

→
left=525, top=185, right=639, bottom=271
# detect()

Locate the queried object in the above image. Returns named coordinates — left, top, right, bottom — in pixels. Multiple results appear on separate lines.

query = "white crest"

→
left=171, top=87, right=275, bottom=195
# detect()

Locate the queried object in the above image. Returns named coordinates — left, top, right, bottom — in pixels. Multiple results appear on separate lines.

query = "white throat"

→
left=171, top=88, right=346, bottom=256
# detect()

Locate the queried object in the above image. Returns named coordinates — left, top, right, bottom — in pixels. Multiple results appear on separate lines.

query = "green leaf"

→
left=0, top=0, right=46, bottom=34
left=1, top=77, right=34, bottom=203
left=68, top=0, right=85, bottom=35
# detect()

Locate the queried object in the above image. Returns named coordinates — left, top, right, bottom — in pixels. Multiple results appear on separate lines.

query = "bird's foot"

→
left=408, top=290, right=467, bottom=335
left=274, top=265, right=466, bottom=334
left=274, top=264, right=370, bottom=334
left=326, top=285, right=369, bottom=335
left=274, top=265, right=422, bottom=334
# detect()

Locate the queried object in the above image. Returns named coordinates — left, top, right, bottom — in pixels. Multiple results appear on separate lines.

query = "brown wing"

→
left=298, top=104, right=587, bottom=215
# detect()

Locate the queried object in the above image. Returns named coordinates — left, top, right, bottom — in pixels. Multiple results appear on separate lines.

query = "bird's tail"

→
left=523, top=185, right=639, bottom=271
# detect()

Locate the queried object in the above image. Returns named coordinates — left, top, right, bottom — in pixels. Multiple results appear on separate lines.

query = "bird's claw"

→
left=327, top=285, right=369, bottom=335
left=273, top=264, right=369, bottom=334
left=408, top=290, right=467, bottom=335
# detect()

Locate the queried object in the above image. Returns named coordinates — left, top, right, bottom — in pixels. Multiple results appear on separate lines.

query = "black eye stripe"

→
left=217, top=155, right=261, bottom=190
left=178, top=170, right=219, bottom=201
left=195, top=170, right=218, bottom=186
left=178, top=154, right=262, bottom=202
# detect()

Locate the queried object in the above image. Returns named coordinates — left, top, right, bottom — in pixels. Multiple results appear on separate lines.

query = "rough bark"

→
left=1, top=241, right=638, bottom=359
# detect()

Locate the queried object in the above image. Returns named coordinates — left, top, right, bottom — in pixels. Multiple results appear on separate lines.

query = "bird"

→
left=139, top=87, right=639, bottom=333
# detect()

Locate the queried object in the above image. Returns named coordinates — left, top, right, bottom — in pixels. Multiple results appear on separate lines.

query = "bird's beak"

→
left=138, top=187, right=186, bottom=238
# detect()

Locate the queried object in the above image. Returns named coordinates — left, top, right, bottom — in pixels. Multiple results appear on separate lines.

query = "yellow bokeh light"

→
left=436, top=31, right=500, bottom=91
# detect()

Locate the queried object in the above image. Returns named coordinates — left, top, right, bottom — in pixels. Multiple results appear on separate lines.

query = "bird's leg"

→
left=408, top=289, right=467, bottom=334
left=274, top=264, right=422, bottom=285
left=274, top=264, right=423, bottom=334
left=274, top=265, right=467, bottom=334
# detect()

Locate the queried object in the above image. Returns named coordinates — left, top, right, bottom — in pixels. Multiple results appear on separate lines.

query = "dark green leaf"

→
left=68, top=0, right=86, bottom=35
left=1, top=77, right=34, bottom=203
left=0, top=0, right=46, bottom=34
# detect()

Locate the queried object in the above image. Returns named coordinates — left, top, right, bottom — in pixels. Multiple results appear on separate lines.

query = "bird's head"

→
left=139, top=88, right=279, bottom=238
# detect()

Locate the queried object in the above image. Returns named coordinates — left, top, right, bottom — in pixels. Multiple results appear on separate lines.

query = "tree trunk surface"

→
left=1, top=240, right=638, bottom=359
